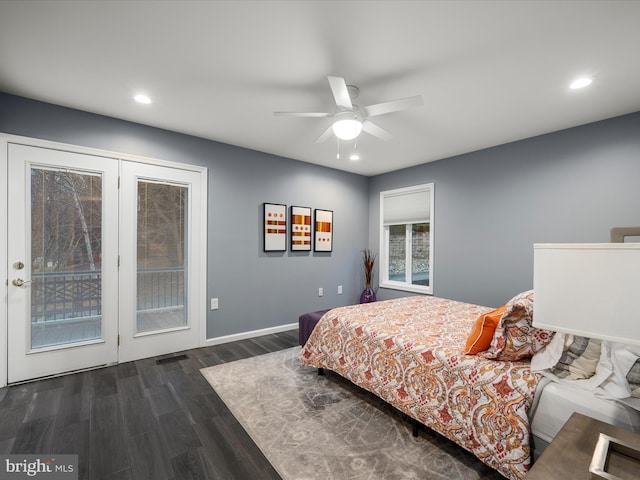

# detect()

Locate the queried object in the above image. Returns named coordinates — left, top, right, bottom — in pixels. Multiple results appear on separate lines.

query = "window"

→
left=379, top=183, right=434, bottom=294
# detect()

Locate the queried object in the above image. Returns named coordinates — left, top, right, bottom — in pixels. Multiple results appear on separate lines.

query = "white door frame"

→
left=0, top=137, right=8, bottom=388
left=0, top=134, right=208, bottom=387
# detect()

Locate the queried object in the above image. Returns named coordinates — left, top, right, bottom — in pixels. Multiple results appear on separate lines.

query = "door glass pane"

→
left=31, top=167, right=103, bottom=349
left=137, top=180, right=187, bottom=333
left=411, top=223, right=430, bottom=286
left=388, top=224, right=406, bottom=282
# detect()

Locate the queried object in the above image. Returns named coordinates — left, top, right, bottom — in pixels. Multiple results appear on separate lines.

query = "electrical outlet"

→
left=338, top=285, right=343, bottom=294
left=211, top=298, right=219, bottom=310
left=318, top=287, right=323, bottom=297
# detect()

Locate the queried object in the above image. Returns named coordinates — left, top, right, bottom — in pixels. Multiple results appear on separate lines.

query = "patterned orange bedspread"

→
left=300, top=295, right=540, bottom=480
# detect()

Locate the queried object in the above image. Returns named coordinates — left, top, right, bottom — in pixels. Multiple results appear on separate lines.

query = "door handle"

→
left=12, top=278, right=34, bottom=287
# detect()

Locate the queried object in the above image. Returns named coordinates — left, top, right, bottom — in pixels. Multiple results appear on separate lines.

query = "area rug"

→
left=200, top=347, right=504, bottom=480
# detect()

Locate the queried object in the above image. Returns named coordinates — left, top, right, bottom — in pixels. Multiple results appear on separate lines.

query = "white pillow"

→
left=595, top=342, right=640, bottom=399
left=531, top=332, right=566, bottom=371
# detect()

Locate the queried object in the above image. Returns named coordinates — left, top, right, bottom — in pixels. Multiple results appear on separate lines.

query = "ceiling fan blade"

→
left=274, top=111, right=331, bottom=117
left=364, top=95, right=423, bottom=117
left=362, top=120, right=393, bottom=141
left=315, top=125, right=334, bottom=143
left=328, top=76, right=353, bottom=110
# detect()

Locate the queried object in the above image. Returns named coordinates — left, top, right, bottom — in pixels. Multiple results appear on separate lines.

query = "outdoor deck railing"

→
left=31, top=267, right=185, bottom=323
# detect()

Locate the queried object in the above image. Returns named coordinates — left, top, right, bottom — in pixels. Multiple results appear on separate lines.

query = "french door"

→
left=7, top=144, right=119, bottom=383
left=118, top=161, right=204, bottom=363
left=5, top=141, right=205, bottom=383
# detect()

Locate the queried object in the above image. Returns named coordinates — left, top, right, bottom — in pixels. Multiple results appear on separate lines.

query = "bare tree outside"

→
left=29, top=170, right=189, bottom=346
left=31, top=169, right=102, bottom=273
left=136, top=180, right=188, bottom=333
left=30, top=168, right=103, bottom=348
left=137, top=181, right=186, bottom=269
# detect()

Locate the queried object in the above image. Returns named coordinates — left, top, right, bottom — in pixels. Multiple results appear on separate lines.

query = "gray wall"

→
left=369, top=111, right=640, bottom=308
left=0, top=93, right=369, bottom=339
left=3, top=92, right=639, bottom=334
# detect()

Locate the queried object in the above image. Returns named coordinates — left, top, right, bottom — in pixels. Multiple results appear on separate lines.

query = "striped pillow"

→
left=551, top=336, right=601, bottom=380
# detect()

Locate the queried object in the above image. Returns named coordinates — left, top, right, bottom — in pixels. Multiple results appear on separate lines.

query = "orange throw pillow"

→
left=464, top=305, right=507, bottom=355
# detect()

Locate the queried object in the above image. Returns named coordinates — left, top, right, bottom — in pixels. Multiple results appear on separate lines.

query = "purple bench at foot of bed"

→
left=298, top=309, right=330, bottom=346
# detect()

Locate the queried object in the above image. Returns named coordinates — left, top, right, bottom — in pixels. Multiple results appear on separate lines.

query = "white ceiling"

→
left=1, top=1, right=639, bottom=176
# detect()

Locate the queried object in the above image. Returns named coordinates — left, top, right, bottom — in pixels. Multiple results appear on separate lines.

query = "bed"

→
left=529, top=380, right=640, bottom=456
left=300, top=290, right=640, bottom=480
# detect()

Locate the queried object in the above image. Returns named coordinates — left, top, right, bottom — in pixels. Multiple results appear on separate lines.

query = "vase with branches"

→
left=359, top=248, right=377, bottom=304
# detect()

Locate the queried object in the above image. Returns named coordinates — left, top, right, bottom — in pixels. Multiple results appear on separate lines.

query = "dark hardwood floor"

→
left=0, top=330, right=299, bottom=480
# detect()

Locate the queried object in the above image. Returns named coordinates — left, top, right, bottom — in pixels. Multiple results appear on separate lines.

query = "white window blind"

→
left=382, top=188, right=430, bottom=225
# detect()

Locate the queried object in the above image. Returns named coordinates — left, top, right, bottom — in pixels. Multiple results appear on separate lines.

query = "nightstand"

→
left=527, top=412, right=640, bottom=479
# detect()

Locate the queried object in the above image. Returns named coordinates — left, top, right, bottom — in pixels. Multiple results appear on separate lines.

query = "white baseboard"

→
left=204, top=322, right=298, bottom=346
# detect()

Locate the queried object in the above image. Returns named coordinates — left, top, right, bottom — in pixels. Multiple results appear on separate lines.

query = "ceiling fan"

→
left=274, top=76, right=423, bottom=143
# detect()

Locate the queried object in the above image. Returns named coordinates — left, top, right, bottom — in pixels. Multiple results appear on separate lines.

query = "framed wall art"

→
left=314, top=209, right=333, bottom=252
left=263, top=203, right=287, bottom=251
left=290, top=206, right=311, bottom=251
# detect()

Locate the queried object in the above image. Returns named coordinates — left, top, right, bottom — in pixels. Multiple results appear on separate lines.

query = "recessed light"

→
left=570, top=77, right=592, bottom=90
left=134, top=94, right=152, bottom=104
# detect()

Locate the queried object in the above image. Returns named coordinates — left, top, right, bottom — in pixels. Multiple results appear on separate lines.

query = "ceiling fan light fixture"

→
left=332, top=114, right=363, bottom=140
